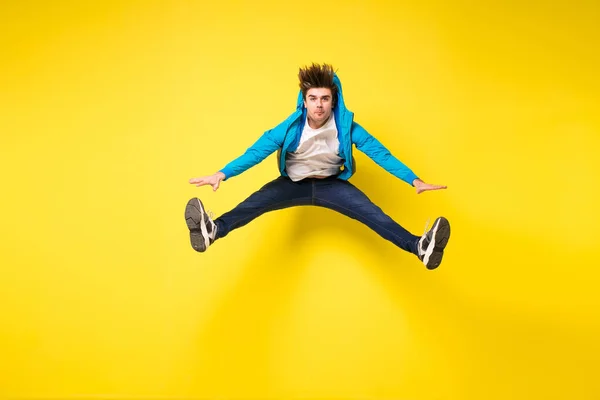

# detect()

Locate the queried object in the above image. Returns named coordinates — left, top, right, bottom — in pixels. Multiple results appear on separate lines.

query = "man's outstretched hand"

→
left=413, top=178, right=447, bottom=194
left=189, top=172, right=226, bottom=191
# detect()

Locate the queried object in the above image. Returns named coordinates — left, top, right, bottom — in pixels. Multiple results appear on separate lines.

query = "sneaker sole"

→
left=185, top=198, right=209, bottom=252
left=423, top=217, right=451, bottom=270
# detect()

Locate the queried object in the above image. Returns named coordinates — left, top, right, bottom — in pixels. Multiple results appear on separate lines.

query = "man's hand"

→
left=413, top=178, right=447, bottom=194
left=189, top=172, right=226, bottom=192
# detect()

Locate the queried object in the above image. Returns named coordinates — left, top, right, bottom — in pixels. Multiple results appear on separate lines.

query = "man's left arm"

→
left=352, top=121, right=447, bottom=193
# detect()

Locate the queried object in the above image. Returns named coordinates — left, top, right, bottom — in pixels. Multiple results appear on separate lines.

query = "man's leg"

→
left=313, top=177, right=420, bottom=254
left=186, top=176, right=312, bottom=251
left=313, top=177, right=450, bottom=269
left=214, top=176, right=313, bottom=240
left=213, top=176, right=311, bottom=240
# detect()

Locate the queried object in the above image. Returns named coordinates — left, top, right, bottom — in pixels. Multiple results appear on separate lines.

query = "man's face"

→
left=304, top=87, right=333, bottom=129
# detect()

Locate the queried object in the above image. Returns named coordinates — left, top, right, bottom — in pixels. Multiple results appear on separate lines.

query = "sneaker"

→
left=185, top=197, right=217, bottom=252
left=418, top=216, right=451, bottom=270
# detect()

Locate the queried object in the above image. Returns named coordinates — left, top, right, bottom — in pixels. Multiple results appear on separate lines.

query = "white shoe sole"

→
left=422, top=217, right=451, bottom=270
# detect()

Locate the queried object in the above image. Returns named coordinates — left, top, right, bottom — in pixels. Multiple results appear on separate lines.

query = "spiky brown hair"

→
left=298, top=63, right=338, bottom=106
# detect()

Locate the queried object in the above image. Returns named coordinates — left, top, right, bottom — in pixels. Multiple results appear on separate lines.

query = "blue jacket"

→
left=219, top=74, right=419, bottom=185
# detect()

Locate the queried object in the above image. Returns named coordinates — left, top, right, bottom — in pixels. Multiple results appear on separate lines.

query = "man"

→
left=185, top=63, right=451, bottom=270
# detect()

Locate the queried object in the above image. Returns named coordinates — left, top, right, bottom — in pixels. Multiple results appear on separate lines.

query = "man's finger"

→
left=417, top=185, right=446, bottom=194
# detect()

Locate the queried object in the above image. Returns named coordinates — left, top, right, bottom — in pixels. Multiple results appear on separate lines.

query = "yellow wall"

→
left=1, top=1, right=599, bottom=399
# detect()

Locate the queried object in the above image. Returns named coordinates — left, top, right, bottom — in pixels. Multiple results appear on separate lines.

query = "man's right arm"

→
left=188, top=128, right=280, bottom=191
left=218, top=127, right=283, bottom=180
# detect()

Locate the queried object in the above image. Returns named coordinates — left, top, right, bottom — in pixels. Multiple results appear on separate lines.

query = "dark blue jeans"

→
left=214, top=176, right=420, bottom=255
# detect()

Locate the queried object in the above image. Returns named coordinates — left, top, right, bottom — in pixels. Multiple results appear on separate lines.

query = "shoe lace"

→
left=422, top=218, right=431, bottom=236
left=207, top=209, right=217, bottom=240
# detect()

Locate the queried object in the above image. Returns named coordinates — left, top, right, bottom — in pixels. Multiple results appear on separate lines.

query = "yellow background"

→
left=1, top=1, right=599, bottom=399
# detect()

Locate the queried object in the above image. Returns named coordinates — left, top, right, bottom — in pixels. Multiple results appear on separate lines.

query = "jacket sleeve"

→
left=219, top=123, right=286, bottom=180
left=351, top=121, right=419, bottom=186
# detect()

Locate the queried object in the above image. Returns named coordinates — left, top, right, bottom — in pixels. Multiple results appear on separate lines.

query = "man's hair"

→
left=298, top=63, right=338, bottom=106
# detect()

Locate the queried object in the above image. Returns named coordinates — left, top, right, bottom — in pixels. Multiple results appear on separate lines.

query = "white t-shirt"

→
left=285, top=114, right=344, bottom=182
